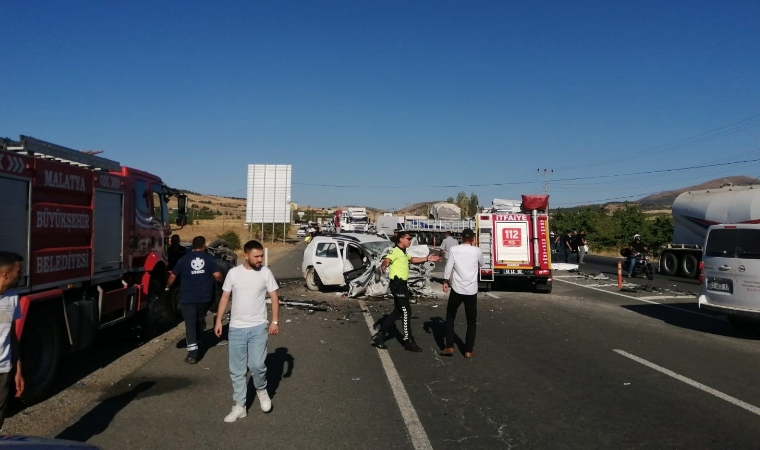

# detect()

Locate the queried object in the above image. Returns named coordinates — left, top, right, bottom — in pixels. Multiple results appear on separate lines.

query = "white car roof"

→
left=311, top=233, right=390, bottom=245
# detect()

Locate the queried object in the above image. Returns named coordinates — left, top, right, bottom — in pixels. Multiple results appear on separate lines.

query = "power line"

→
left=293, top=154, right=760, bottom=189
left=564, top=112, right=760, bottom=171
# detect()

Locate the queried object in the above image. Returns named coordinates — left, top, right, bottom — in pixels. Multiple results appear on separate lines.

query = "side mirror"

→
left=177, top=194, right=188, bottom=215
left=175, top=215, right=188, bottom=227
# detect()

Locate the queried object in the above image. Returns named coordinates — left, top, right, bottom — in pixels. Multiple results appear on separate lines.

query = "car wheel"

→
left=305, top=268, right=322, bottom=291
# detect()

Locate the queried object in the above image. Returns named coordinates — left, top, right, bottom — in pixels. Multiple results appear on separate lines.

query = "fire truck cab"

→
left=0, top=135, right=187, bottom=401
left=476, top=195, right=552, bottom=293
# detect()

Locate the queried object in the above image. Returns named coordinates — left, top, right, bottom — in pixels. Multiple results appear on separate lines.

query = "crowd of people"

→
left=552, top=229, right=588, bottom=264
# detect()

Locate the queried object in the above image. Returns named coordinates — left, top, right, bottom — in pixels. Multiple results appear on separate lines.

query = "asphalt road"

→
left=50, top=245, right=760, bottom=449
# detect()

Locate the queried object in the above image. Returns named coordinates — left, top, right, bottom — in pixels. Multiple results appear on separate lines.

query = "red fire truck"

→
left=476, top=195, right=552, bottom=293
left=0, top=135, right=188, bottom=401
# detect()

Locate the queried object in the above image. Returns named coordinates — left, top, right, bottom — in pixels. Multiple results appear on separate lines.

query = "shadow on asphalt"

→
left=264, top=347, right=294, bottom=398
left=423, top=316, right=466, bottom=353
left=243, top=347, right=295, bottom=409
left=55, top=377, right=191, bottom=442
left=11, top=310, right=181, bottom=417
left=621, top=303, right=760, bottom=340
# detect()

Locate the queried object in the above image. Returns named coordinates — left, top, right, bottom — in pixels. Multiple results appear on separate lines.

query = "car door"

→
left=312, top=240, right=346, bottom=286
left=344, top=242, right=369, bottom=282
left=703, top=227, right=739, bottom=309
left=732, top=226, right=760, bottom=311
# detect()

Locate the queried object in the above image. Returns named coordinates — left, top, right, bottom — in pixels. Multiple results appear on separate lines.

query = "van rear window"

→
left=706, top=228, right=760, bottom=259
left=737, top=229, right=760, bottom=259
left=705, top=229, right=737, bottom=257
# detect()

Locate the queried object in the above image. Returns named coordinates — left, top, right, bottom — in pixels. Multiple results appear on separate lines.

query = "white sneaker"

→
left=224, top=405, right=247, bottom=423
left=256, top=389, right=272, bottom=413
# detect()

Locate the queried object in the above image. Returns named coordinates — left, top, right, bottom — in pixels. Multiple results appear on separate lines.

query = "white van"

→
left=698, top=224, right=760, bottom=326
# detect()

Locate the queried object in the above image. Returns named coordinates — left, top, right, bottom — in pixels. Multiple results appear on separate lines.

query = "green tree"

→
left=455, top=191, right=469, bottom=218
left=446, top=196, right=455, bottom=203
left=467, top=193, right=479, bottom=217
left=217, top=230, right=242, bottom=250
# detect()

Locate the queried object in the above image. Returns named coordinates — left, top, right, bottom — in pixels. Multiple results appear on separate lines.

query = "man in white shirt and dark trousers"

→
left=0, top=252, right=25, bottom=430
left=438, top=231, right=459, bottom=261
left=440, top=229, right=483, bottom=359
left=215, top=240, right=280, bottom=423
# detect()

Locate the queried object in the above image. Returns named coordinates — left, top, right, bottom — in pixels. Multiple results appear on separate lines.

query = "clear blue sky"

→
left=3, top=1, right=759, bottom=211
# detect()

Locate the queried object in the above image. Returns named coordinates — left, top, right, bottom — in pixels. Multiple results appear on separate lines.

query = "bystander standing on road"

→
left=215, top=240, right=280, bottom=423
left=0, top=252, right=24, bottom=430
left=440, top=229, right=483, bottom=359
left=561, top=230, right=574, bottom=263
left=167, top=236, right=222, bottom=364
left=576, top=230, right=588, bottom=264
left=167, top=234, right=187, bottom=271
left=438, top=231, right=459, bottom=261
left=372, top=231, right=440, bottom=352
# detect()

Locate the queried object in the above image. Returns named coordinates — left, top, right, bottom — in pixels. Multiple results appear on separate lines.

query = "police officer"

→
left=372, top=231, right=440, bottom=352
left=167, top=236, right=223, bottom=364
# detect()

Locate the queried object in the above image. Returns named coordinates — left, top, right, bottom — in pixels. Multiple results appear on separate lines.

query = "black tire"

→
left=534, top=279, right=553, bottom=293
left=645, top=264, right=655, bottom=280
left=20, top=313, right=62, bottom=403
left=305, top=268, right=322, bottom=291
left=661, top=251, right=678, bottom=276
left=681, top=254, right=699, bottom=279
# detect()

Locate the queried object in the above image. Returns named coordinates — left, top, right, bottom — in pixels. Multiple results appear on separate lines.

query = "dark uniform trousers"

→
left=381, top=277, right=413, bottom=341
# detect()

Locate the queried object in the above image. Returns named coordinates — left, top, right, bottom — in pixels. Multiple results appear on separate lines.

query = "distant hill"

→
left=638, top=175, right=757, bottom=206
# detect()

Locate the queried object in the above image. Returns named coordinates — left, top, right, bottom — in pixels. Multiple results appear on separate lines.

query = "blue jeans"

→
left=627, top=257, right=639, bottom=276
left=228, top=323, right=268, bottom=406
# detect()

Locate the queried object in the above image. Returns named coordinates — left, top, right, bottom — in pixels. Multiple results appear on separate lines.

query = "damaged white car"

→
left=301, top=233, right=440, bottom=298
left=302, top=233, right=394, bottom=292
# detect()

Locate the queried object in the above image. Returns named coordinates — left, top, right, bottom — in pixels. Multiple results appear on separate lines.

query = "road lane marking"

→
left=554, top=278, right=724, bottom=320
left=359, top=300, right=433, bottom=450
left=637, top=296, right=689, bottom=301
left=614, top=349, right=760, bottom=416
left=485, top=292, right=500, bottom=299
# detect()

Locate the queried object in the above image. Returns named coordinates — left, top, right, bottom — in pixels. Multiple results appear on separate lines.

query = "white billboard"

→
left=245, top=164, right=292, bottom=223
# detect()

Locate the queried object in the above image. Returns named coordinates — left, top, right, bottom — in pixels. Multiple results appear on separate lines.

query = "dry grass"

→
left=173, top=192, right=301, bottom=264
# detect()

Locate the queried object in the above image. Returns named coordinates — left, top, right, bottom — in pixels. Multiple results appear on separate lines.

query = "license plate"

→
left=707, top=278, right=733, bottom=293
left=501, top=269, right=527, bottom=274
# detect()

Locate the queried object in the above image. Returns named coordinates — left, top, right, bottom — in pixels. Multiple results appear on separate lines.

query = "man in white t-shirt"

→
left=214, top=240, right=280, bottom=423
left=0, top=252, right=25, bottom=430
left=440, top=229, right=483, bottom=359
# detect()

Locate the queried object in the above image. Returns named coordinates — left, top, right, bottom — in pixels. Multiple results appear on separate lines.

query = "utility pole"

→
left=537, top=169, right=553, bottom=195
left=538, top=169, right=553, bottom=217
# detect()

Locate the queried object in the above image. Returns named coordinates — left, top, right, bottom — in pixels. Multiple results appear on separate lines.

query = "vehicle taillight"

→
left=481, top=269, right=492, bottom=275
left=534, top=269, right=551, bottom=276
left=698, top=261, right=705, bottom=284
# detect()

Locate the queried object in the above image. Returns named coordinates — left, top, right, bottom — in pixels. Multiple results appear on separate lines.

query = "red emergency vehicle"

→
left=0, top=135, right=187, bottom=401
left=476, top=195, right=552, bottom=293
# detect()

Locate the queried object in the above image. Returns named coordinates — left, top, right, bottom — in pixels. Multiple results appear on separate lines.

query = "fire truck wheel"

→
left=534, top=279, right=552, bottom=294
left=305, top=268, right=322, bottom=291
left=20, top=313, right=62, bottom=404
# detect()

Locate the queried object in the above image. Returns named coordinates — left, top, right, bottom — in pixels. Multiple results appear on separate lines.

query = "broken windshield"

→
left=363, top=240, right=394, bottom=259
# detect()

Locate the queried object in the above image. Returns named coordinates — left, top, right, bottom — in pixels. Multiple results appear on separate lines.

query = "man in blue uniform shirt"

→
left=167, top=236, right=223, bottom=364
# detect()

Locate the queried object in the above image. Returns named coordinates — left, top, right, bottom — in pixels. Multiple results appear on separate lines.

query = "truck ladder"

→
left=1, top=135, right=121, bottom=171
left=479, top=227, right=495, bottom=281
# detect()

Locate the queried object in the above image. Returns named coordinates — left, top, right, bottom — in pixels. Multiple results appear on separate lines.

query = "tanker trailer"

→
left=660, top=185, right=760, bottom=278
